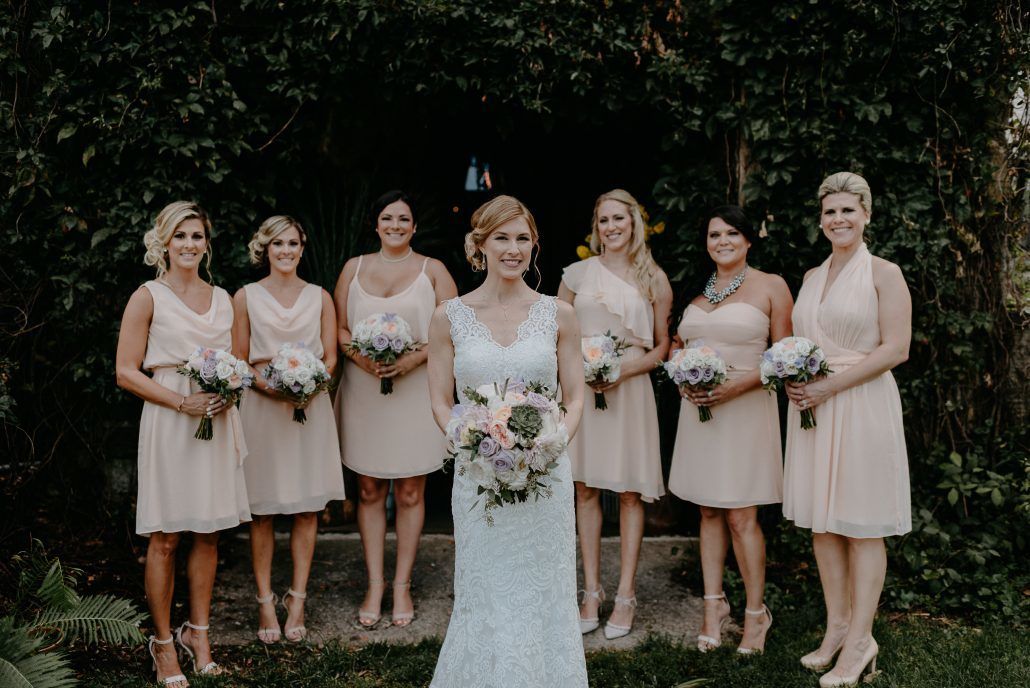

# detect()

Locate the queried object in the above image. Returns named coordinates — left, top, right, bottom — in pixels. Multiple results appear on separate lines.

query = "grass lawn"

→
left=82, top=610, right=1027, bottom=688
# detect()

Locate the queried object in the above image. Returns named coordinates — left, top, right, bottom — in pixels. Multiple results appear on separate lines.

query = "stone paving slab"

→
left=208, top=533, right=718, bottom=652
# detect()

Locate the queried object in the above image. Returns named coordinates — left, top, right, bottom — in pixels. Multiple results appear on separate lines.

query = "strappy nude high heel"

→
left=392, top=580, right=415, bottom=627
left=697, top=593, right=731, bottom=652
left=281, top=588, right=308, bottom=641
left=255, top=592, right=281, bottom=644
left=603, top=595, right=637, bottom=640
left=578, top=587, right=606, bottom=634
left=737, top=604, right=773, bottom=655
left=175, top=621, right=223, bottom=675
left=358, top=579, right=385, bottom=627
left=148, top=635, right=188, bottom=687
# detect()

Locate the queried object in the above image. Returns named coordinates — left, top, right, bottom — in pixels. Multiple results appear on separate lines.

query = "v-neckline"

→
left=255, top=282, right=308, bottom=311
left=157, top=280, right=215, bottom=317
left=459, top=295, right=545, bottom=349
left=818, top=244, right=866, bottom=306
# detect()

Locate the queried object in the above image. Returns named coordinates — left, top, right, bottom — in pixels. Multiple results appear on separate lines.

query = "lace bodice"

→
left=446, top=295, right=559, bottom=401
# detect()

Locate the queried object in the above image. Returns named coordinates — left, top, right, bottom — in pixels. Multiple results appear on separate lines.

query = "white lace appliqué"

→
left=431, top=295, right=587, bottom=688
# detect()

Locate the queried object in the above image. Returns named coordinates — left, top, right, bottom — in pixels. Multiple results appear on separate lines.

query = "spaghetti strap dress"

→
left=135, top=280, right=251, bottom=535
left=561, top=257, right=665, bottom=501
left=335, top=256, right=443, bottom=478
left=239, top=282, right=345, bottom=515
left=668, top=302, right=783, bottom=507
left=782, top=244, right=911, bottom=537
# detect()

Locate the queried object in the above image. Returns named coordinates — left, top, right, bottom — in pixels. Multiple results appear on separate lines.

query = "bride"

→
left=426, top=195, right=588, bottom=686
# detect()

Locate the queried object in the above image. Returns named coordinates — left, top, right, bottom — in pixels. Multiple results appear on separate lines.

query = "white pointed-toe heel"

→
left=801, top=626, right=849, bottom=671
left=818, top=638, right=879, bottom=687
left=603, top=595, right=636, bottom=640
left=578, top=587, right=606, bottom=634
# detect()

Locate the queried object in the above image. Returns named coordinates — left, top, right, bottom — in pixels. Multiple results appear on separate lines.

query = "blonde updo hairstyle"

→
left=817, top=171, right=873, bottom=217
left=465, top=195, right=540, bottom=279
left=590, top=189, right=663, bottom=302
left=143, top=201, right=212, bottom=279
left=248, top=215, right=307, bottom=267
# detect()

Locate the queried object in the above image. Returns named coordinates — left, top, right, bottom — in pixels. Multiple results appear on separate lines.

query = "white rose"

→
left=215, top=362, right=234, bottom=380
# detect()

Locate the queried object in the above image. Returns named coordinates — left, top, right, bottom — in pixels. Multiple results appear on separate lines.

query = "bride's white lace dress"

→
left=430, top=295, right=588, bottom=688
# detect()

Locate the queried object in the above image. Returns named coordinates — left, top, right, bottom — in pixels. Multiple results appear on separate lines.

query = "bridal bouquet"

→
left=663, top=344, right=727, bottom=423
left=177, top=348, right=253, bottom=440
left=348, top=312, right=419, bottom=395
left=444, top=379, right=568, bottom=525
left=262, top=342, right=331, bottom=424
left=760, top=336, right=832, bottom=430
left=582, top=331, right=630, bottom=410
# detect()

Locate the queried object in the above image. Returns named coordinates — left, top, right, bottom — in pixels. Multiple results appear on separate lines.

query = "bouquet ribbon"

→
left=228, top=407, right=248, bottom=466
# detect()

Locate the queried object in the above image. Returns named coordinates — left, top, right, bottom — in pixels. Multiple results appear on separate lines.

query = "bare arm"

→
left=555, top=299, right=585, bottom=439
left=427, top=304, right=456, bottom=431
left=786, top=260, right=911, bottom=408
left=115, top=287, right=222, bottom=416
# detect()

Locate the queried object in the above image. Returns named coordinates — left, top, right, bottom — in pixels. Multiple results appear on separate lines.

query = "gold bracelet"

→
left=176, top=395, right=186, bottom=413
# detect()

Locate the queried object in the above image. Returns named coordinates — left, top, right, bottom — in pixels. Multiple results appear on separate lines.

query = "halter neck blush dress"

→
left=561, top=257, right=664, bottom=501
left=668, top=301, right=783, bottom=507
left=239, top=282, right=345, bottom=515
left=783, top=244, right=911, bottom=537
left=336, top=256, right=443, bottom=478
left=135, top=280, right=250, bottom=535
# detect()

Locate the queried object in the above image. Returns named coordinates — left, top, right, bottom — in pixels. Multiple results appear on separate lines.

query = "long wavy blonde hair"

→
left=142, top=201, right=212, bottom=279
left=589, top=189, right=662, bottom=302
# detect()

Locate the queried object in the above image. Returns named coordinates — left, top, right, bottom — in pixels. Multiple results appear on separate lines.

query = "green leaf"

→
left=56, top=124, right=77, bottom=143
left=947, top=488, right=959, bottom=506
left=81, top=145, right=95, bottom=167
left=949, top=451, right=962, bottom=467
left=990, top=488, right=1003, bottom=507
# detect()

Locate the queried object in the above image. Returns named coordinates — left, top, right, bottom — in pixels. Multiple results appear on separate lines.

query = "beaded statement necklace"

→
left=704, top=266, right=749, bottom=304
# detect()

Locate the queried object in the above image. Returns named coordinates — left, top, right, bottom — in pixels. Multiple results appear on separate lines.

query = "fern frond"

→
left=0, top=617, right=76, bottom=688
left=35, top=563, right=79, bottom=613
left=32, top=595, right=146, bottom=646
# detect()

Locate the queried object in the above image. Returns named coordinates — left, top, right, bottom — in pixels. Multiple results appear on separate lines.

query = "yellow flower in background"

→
left=576, top=244, right=594, bottom=260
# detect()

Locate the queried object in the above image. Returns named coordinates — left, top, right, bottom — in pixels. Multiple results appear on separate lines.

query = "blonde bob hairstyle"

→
left=464, top=195, right=540, bottom=273
left=143, top=201, right=212, bottom=279
left=590, top=189, right=663, bottom=302
left=248, top=215, right=307, bottom=266
left=817, top=171, right=873, bottom=216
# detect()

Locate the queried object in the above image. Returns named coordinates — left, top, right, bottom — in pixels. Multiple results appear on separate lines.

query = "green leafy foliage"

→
left=0, top=542, right=146, bottom=688
left=0, top=0, right=1026, bottom=621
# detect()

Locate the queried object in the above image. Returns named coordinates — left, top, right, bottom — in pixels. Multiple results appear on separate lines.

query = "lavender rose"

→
left=391, top=337, right=406, bottom=353
left=774, top=361, right=787, bottom=377
left=701, top=366, right=716, bottom=383
left=525, top=392, right=552, bottom=412
left=200, top=357, right=219, bottom=383
left=672, top=369, right=688, bottom=384
left=478, top=436, right=501, bottom=457
left=372, top=334, right=390, bottom=351
left=686, top=367, right=703, bottom=384
left=492, top=450, right=515, bottom=472
left=806, top=355, right=822, bottom=374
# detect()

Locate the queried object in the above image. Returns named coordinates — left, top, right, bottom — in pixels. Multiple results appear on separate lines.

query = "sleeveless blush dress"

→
left=561, top=257, right=664, bottom=501
left=783, top=244, right=911, bottom=537
left=135, top=280, right=251, bottom=535
left=239, top=282, right=345, bottom=515
left=668, top=302, right=783, bottom=507
left=335, top=257, right=443, bottom=478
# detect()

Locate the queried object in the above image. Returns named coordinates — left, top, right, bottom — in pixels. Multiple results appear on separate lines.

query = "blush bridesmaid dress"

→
left=239, top=282, right=345, bottom=515
left=561, top=256, right=665, bottom=502
left=135, top=280, right=251, bottom=535
left=336, top=257, right=443, bottom=478
left=782, top=243, right=911, bottom=537
left=668, top=302, right=783, bottom=507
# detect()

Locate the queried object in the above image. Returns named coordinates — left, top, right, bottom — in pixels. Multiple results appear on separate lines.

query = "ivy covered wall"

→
left=1, top=0, right=1026, bottom=617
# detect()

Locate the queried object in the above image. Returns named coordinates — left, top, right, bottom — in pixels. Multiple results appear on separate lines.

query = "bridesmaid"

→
left=234, top=216, right=346, bottom=644
left=557, top=189, right=672, bottom=640
left=668, top=205, right=793, bottom=654
left=115, top=201, right=249, bottom=686
left=783, top=172, right=911, bottom=687
left=333, top=190, right=458, bottom=627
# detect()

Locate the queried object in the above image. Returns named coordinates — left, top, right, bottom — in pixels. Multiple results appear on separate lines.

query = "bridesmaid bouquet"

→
left=760, top=336, right=832, bottom=430
left=581, top=331, right=630, bottom=410
left=663, top=345, right=727, bottom=422
left=177, top=347, right=253, bottom=440
left=348, top=312, right=419, bottom=395
left=262, top=342, right=331, bottom=424
left=444, top=378, right=568, bottom=525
